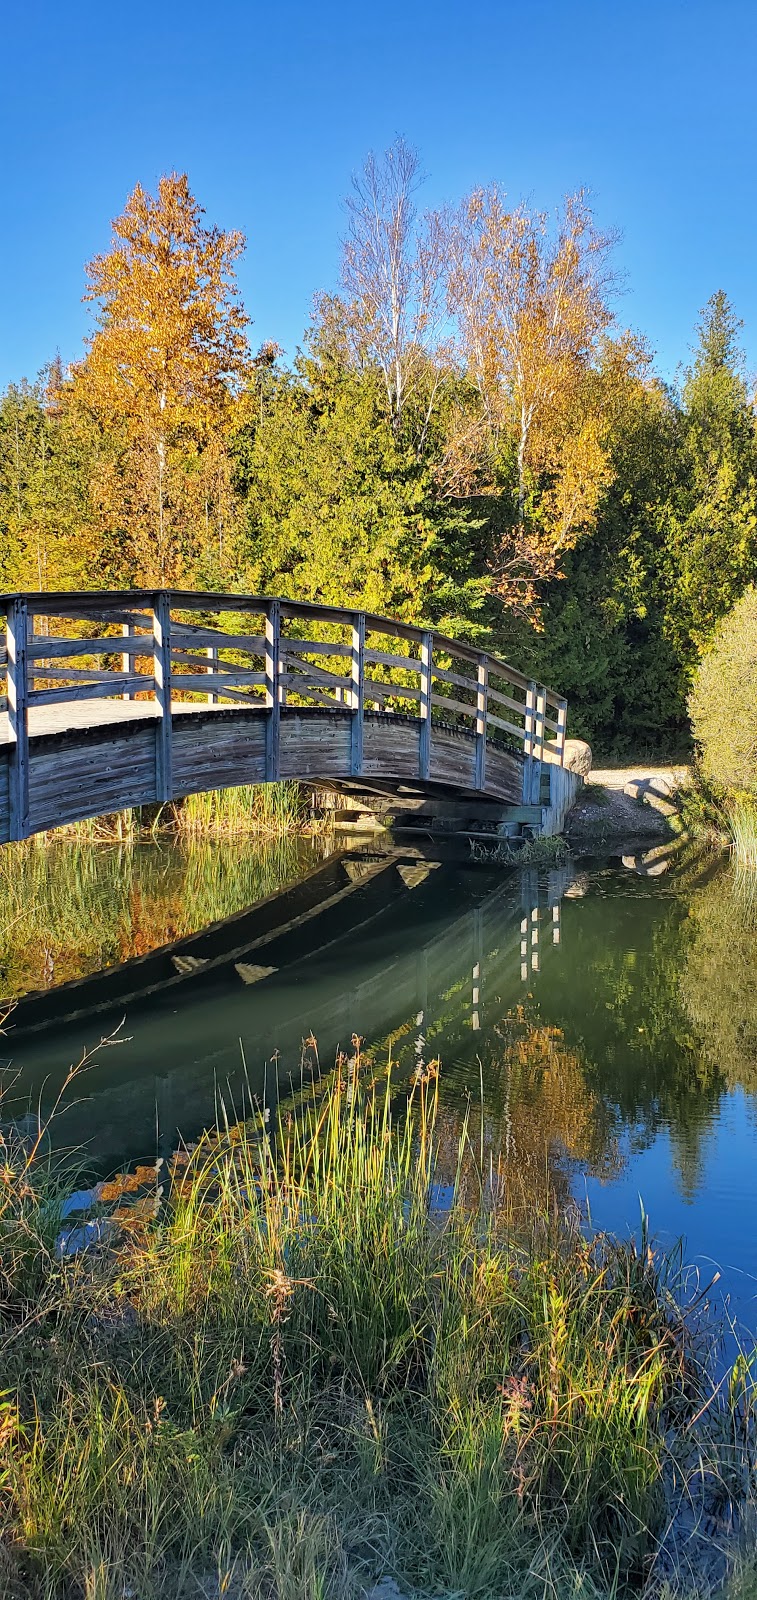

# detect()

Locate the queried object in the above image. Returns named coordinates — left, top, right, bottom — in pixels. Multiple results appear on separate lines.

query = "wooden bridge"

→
left=0, top=590, right=572, bottom=843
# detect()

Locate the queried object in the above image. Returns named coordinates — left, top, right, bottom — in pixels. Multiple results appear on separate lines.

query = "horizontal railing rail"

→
left=1, top=590, right=567, bottom=839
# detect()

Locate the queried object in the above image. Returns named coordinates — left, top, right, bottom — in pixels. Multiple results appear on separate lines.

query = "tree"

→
left=689, top=585, right=757, bottom=790
left=447, top=188, right=619, bottom=613
left=0, top=365, right=98, bottom=591
left=336, top=138, right=449, bottom=442
left=664, top=291, right=757, bottom=667
left=236, top=320, right=492, bottom=636
left=72, top=173, right=251, bottom=584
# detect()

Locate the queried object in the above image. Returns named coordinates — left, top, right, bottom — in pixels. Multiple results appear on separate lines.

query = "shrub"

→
left=689, top=585, right=757, bottom=790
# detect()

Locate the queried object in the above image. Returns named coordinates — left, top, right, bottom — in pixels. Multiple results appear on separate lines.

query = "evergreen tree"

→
left=665, top=290, right=757, bottom=666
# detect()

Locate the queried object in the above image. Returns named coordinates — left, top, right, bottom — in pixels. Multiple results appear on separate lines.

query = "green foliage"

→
left=665, top=292, right=757, bottom=668
left=689, top=586, right=757, bottom=791
left=235, top=342, right=494, bottom=638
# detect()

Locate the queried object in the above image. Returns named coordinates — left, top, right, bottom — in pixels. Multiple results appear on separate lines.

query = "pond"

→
left=2, top=833, right=757, bottom=1337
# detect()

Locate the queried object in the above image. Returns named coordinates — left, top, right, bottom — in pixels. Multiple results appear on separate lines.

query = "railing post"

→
left=475, top=654, right=488, bottom=791
left=555, top=698, right=568, bottom=765
left=265, top=598, right=281, bottom=781
left=419, top=630, right=433, bottom=782
left=121, top=621, right=132, bottom=702
left=524, top=678, right=537, bottom=806
left=7, top=597, right=30, bottom=841
left=350, top=613, right=365, bottom=777
left=205, top=646, right=218, bottom=705
left=152, top=591, right=173, bottom=803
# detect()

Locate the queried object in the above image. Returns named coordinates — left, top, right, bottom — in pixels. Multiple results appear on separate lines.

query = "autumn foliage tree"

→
left=72, top=173, right=251, bottom=584
left=446, top=187, right=619, bottom=611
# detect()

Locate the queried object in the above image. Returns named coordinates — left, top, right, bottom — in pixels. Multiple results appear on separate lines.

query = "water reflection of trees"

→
left=429, top=1011, right=621, bottom=1219
left=680, top=863, right=757, bottom=1096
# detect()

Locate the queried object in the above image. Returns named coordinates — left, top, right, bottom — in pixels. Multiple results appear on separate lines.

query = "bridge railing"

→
left=2, top=590, right=567, bottom=831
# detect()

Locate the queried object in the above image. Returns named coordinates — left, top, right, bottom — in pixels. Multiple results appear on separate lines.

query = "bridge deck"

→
left=0, top=699, right=242, bottom=744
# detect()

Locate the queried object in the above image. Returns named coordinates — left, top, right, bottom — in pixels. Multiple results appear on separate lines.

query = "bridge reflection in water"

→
left=2, top=852, right=586, bottom=1185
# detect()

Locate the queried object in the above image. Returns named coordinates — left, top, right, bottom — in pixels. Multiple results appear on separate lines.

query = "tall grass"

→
left=0, top=1059, right=752, bottom=1599
left=177, top=781, right=313, bottom=838
left=727, top=795, right=757, bottom=869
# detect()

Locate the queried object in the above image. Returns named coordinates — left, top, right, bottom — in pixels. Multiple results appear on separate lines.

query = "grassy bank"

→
left=676, top=776, right=757, bottom=870
left=1, top=1066, right=754, bottom=1600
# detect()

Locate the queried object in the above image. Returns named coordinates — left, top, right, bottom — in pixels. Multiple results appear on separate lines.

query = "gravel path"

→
left=566, top=765, right=690, bottom=848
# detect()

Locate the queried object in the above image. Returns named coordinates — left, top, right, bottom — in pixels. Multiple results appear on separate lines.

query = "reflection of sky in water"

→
left=580, top=1091, right=757, bottom=1346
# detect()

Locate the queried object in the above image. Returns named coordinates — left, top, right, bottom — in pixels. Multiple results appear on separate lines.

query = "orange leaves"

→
left=72, top=173, right=251, bottom=585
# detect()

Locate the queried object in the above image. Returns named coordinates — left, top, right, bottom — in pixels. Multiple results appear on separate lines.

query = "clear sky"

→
left=1, top=0, right=756, bottom=390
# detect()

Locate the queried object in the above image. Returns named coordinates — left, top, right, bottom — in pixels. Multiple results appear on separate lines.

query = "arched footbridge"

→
left=0, top=590, right=576, bottom=843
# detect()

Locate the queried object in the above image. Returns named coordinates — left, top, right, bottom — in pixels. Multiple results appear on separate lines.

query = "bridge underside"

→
left=0, top=702, right=527, bottom=843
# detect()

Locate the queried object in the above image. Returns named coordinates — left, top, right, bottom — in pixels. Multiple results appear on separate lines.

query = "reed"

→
left=174, top=782, right=315, bottom=838
left=727, top=795, right=757, bottom=869
left=0, top=1060, right=752, bottom=1599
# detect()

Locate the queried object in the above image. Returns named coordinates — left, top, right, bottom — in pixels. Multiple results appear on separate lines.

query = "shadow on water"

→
left=4, top=830, right=757, bottom=1329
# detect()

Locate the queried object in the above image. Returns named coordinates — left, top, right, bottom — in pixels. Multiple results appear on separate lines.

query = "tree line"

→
left=2, top=147, right=756, bottom=755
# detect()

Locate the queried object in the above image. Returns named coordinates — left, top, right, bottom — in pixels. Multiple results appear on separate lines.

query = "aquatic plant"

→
left=0, top=1058, right=752, bottom=1599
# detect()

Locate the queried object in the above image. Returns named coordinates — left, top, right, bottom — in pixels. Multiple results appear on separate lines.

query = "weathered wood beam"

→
left=265, top=599, right=281, bottom=780
left=419, top=631, right=432, bottom=781
left=6, top=597, right=29, bottom=840
left=153, top=592, right=173, bottom=803
left=350, top=614, right=365, bottom=777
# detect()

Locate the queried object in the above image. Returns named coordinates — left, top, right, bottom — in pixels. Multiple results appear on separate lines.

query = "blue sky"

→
left=1, top=0, right=755, bottom=389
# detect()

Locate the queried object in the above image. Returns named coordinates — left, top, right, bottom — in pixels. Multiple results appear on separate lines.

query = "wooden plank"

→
left=281, top=681, right=341, bottom=710
left=27, top=634, right=152, bottom=659
left=485, top=709, right=527, bottom=740
left=28, top=676, right=152, bottom=706
left=364, top=648, right=418, bottom=672
left=487, top=684, right=527, bottom=718
left=351, top=614, right=365, bottom=777
left=431, top=663, right=476, bottom=693
left=555, top=699, right=568, bottom=762
left=28, top=665, right=142, bottom=683
left=419, top=631, right=432, bottom=781
left=281, top=660, right=351, bottom=692
left=153, top=592, right=173, bottom=803
left=430, top=692, right=476, bottom=720
left=365, top=678, right=422, bottom=701
left=6, top=597, right=29, bottom=840
left=170, top=672, right=266, bottom=695
left=171, top=627, right=266, bottom=652
left=283, top=639, right=352, bottom=658
left=475, top=656, right=488, bottom=790
left=171, top=662, right=266, bottom=686
left=170, top=590, right=269, bottom=614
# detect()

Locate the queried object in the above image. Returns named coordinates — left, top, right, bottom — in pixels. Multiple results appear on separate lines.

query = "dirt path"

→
left=566, top=764, right=690, bottom=848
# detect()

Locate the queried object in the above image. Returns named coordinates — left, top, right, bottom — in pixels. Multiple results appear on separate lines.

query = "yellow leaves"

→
left=72, top=173, right=251, bottom=585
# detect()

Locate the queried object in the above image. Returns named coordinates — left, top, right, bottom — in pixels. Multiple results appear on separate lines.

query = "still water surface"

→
left=3, top=836, right=757, bottom=1332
